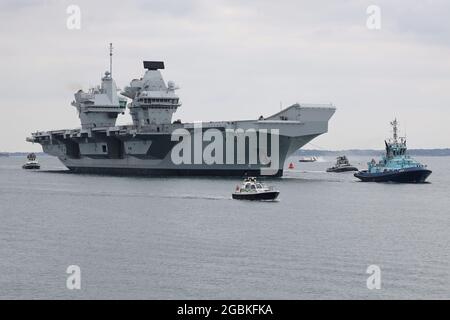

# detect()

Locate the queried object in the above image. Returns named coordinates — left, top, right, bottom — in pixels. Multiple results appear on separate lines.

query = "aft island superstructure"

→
left=27, top=46, right=335, bottom=176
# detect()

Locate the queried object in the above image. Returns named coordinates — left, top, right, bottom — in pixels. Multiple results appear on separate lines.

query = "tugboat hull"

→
left=232, top=191, right=280, bottom=201
left=326, top=166, right=358, bottom=173
left=354, top=167, right=432, bottom=183
left=299, top=159, right=316, bottom=163
left=22, top=163, right=41, bottom=170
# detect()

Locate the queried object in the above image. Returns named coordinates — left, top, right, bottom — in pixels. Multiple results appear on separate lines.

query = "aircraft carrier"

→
left=27, top=45, right=335, bottom=177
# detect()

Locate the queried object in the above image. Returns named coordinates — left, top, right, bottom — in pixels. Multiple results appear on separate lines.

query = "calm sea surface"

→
left=0, top=155, right=449, bottom=299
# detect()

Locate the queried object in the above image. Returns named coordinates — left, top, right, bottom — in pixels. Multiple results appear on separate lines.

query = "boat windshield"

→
left=240, top=178, right=272, bottom=192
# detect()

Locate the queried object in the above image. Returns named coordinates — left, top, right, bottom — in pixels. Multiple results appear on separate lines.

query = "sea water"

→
left=0, top=155, right=448, bottom=299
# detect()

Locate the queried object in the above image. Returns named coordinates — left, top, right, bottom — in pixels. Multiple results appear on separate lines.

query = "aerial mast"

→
left=391, top=118, right=398, bottom=142
left=109, top=43, right=113, bottom=77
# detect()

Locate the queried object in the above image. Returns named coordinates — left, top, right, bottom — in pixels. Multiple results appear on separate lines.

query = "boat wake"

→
left=163, top=194, right=230, bottom=201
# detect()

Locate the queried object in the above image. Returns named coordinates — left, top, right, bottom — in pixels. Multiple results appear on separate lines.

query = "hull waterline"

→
left=68, top=167, right=283, bottom=177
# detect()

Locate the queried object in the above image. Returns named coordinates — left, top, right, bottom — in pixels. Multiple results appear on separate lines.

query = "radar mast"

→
left=391, top=118, right=398, bottom=142
left=109, top=43, right=113, bottom=77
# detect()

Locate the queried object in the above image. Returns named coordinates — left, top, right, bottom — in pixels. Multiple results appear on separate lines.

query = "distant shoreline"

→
left=297, top=148, right=450, bottom=157
left=2, top=148, right=450, bottom=157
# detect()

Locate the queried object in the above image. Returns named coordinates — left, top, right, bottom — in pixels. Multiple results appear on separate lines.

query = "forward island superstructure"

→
left=27, top=45, right=335, bottom=176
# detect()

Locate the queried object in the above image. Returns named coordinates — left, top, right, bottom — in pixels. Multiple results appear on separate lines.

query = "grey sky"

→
left=1, top=0, right=449, bottom=151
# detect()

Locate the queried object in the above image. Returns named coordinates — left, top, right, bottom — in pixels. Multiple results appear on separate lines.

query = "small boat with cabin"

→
left=232, top=177, right=280, bottom=201
left=22, top=153, right=41, bottom=170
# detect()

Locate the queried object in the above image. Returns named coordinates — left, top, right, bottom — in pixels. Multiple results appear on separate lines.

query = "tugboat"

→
left=354, top=119, right=431, bottom=183
left=232, top=177, right=280, bottom=201
left=22, top=153, right=41, bottom=170
left=326, top=156, right=358, bottom=172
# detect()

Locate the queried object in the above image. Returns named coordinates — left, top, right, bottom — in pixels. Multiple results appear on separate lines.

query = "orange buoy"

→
left=288, top=162, right=294, bottom=169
